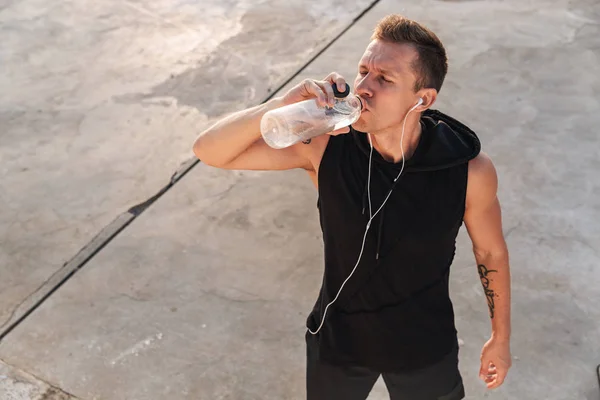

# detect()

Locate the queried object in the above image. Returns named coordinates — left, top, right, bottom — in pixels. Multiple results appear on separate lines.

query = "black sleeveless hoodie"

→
left=306, top=109, right=481, bottom=372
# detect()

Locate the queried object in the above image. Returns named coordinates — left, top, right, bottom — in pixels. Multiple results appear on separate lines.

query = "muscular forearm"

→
left=476, top=252, right=511, bottom=341
left=193, top=96, right=285, bottom=167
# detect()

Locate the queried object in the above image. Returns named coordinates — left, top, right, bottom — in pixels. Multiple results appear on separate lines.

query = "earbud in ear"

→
left=409, top=97, right=424, bottom=112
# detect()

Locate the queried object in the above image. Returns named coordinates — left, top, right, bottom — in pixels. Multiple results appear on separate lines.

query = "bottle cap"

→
left=332, top=83, right=350, bottom=98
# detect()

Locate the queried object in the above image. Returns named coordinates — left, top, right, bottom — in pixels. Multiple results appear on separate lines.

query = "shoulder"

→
left=468, top=152, right=497, bottom=179
left=466, top=152, right=498, bottom=208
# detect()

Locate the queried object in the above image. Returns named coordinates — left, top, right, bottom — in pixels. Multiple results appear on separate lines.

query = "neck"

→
left=370, top=115, right=422, bottom=163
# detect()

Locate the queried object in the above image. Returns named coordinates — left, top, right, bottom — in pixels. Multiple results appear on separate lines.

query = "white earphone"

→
left=307, top=97, right=424, bottom=336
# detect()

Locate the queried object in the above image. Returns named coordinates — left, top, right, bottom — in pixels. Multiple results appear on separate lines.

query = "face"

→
left=352, top=39, right=423, bottom=135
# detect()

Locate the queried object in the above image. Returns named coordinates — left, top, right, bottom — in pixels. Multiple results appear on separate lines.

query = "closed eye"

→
left=359, top=70, right=392, bottom=83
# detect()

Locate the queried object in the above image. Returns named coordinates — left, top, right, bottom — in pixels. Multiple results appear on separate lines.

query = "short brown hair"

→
left=372, top=15, right=448, bottom=93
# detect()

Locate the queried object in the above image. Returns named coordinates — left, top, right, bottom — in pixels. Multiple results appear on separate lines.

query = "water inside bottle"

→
left=261, top=116, right=301, bottom=149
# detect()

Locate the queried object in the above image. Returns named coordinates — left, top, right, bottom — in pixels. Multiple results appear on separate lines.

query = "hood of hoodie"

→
left=352, top=109, right=481, bottom=172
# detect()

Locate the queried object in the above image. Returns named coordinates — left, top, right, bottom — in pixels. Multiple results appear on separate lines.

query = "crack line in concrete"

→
left=0, top=0, right=380, bottom=343
left=0, top=356, right=81, bottom=399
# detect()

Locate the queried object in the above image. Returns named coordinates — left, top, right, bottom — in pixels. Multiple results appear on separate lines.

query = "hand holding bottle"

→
left=282, top=73, right=355, bottom=135
left=282, top=72, right=349, bottom=108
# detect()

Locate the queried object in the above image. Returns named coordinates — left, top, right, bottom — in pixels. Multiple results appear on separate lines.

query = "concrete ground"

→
left=1, top=0, right=599, bottom=399
left=0, top=0, right=373, bottom=342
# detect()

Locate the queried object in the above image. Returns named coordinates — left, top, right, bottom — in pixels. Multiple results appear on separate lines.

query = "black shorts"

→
left=306, top=334, right=465, bottom=400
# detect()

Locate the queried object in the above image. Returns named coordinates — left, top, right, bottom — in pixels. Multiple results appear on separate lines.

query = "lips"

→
left=356, top=95, right=368, bottom=112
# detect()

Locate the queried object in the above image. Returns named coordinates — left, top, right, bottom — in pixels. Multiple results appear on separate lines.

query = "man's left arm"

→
left=464, top=152, right=512, bottom=389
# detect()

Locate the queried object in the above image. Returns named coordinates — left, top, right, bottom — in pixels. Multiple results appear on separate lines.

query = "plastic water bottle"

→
left=260, top=84, right=362, bottom=149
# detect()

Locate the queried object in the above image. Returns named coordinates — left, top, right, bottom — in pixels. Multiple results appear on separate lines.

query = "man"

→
left=193, top=14, right=511, bottom=400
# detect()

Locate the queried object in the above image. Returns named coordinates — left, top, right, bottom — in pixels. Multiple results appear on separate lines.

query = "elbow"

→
left=193, top=133, right=220, bottom=167
left=475, top=253, right=509, bottom=269
left=192, top=137, right=206, bottom=162
left=473, top=246, right=509, bottom=264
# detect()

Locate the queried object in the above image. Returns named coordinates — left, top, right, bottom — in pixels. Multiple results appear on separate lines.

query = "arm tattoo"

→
left=477, top=264, right=497, bottom=319
left=302, top=139, right=312, bottom=144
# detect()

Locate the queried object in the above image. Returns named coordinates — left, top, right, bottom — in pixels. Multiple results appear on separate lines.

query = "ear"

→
left=416, top=88, right=437, bottom=111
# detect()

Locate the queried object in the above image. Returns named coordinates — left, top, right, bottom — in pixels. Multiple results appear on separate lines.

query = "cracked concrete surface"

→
left=0, top=0, right=374, bottom=335
left=0, top=0, right=599, bottom=399
left=1, top=166, right=324, bottom=399
left=0, top=360, right=77, bottom=400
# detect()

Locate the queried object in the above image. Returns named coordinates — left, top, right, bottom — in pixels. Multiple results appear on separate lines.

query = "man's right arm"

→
left=193, top=96, right=312, bottom=171
left=192, top=73, right=349, bottom=172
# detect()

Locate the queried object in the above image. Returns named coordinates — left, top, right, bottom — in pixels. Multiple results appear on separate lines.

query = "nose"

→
left=354, top=75, right=373, bottom=104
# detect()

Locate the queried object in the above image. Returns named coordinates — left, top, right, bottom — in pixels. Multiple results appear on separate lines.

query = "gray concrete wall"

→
left=0, top=360, right=78, bottom=400
left=0, top=0, right=599, bottom=399
left=0, top=0, right=374, bottom=335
